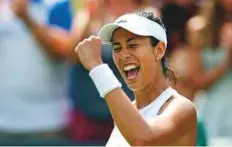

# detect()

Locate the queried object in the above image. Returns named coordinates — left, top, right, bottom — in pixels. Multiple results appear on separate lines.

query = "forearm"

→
left=23, top=15, right=72, bottom=60
left=105, top=88, right=153, bottom=144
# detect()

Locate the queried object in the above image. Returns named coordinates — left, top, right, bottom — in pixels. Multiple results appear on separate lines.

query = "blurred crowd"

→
left=0, top=0, right=232, bottom=146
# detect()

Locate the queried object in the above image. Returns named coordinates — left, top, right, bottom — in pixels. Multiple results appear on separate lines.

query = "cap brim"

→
left=98, top=23, right=121, bottom=43
left=98, top=14, right=167, bottom=48
left=98, top=22, right=143, bottom=43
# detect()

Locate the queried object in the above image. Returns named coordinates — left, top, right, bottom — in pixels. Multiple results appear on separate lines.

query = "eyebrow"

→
left=113, top=37, right=138, bottom=45
left=127, top=38, right=137, bottom=43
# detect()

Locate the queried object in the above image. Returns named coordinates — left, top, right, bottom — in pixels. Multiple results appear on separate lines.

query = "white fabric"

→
left=106, top=87, right=178, bottom=146
left=89, top=64, right=122, bottom=98
left=98, top=14, right=167, bottom=48
left=0, top=0, right=69, bottom=132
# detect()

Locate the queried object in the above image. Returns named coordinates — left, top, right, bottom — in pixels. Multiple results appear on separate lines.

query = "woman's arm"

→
left=104, top=87, right=196, bottom=146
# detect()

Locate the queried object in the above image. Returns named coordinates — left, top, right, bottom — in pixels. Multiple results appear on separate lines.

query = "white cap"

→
left=98, top=13, right=167, bottom=48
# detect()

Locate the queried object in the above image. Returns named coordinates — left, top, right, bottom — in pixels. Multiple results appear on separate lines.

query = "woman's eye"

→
left=128, top=44, right=138, bottom=49
left=113, top=46, right=121, bottom=52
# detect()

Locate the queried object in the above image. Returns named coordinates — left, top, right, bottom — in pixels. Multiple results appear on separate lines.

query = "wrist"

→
left=88, top=60, right=103, bottom=71
left=89, top=64, right=122, bottom=98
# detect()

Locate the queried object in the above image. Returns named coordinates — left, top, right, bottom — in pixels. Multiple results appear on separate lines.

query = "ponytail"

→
left=161, top=55, right=177, bottom=86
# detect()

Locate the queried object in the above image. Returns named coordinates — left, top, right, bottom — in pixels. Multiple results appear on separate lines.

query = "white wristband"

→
left=89, top=64, right=122, bottom=98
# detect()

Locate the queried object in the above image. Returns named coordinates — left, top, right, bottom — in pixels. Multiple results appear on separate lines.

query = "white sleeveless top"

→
left=106, top=87, right=179, bottom=147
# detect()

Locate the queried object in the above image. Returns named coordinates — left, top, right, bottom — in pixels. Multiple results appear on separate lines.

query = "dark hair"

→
left=135, top=11, right=176, bottom=85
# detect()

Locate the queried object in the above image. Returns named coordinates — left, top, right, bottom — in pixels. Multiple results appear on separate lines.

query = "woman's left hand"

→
left=75, top=36, right=103, bottom=71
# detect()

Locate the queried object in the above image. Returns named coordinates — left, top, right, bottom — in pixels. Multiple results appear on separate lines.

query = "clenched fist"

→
left=75, top=36, right=103, bottom=71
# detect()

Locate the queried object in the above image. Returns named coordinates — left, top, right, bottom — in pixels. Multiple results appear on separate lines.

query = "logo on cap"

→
left=117, top=20, right=127, bottom=24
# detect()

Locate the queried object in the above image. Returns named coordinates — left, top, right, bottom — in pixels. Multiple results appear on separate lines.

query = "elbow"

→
left=48, top=36, right=73, bottom=58
left=54, top=44, right=72, bottom=57
left=50, top=43, right=73, bottom=61
left=48, top=47, right=68, bottom=61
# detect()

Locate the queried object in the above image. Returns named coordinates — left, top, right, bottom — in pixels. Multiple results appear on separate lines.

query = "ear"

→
left=153, top=42, right=166, bottom=60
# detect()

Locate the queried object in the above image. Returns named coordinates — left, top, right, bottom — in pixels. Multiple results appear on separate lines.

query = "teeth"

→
left=123, top=64, right=139, bottom=71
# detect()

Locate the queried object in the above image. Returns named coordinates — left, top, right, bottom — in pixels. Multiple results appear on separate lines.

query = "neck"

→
left=134, top=69, right=169, bottom=110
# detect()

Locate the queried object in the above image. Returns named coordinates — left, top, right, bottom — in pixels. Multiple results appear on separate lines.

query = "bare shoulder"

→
left=161, top=94, right=197, bottom=126
left=174, top=94, right=197, bottom=114
left=148, top=94, right=197, bottom=145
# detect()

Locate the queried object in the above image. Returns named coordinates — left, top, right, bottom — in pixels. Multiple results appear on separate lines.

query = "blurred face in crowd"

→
left=106, top=0, right=141, bottom=17
left=219, top=0, right=232, bottom=12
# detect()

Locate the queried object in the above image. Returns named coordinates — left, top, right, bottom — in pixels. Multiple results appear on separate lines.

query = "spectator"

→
left=170, top=11, right=232, bottom=145
left=8, top=0, right=143, bottom=145
left=170, top=15, right=208, bottom=100
left=0, top=0, right=71, bottom=144
left=197, top=0, right=232, bottom=139
left=170, top=15, right=211, bottom=146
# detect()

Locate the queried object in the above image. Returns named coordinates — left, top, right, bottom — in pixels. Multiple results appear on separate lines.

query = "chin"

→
left=126, top=81, right=145, bottom=92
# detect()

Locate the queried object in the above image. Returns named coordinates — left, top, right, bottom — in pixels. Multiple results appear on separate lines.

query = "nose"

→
left=120, top=48, right=131, bottom=59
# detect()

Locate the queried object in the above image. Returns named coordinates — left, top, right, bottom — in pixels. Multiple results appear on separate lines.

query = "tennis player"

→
left=75, top=11, right=197, bottom=146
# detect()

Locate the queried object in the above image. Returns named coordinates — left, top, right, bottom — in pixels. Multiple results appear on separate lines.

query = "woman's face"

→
left=112, top=28, right=163, bottom=91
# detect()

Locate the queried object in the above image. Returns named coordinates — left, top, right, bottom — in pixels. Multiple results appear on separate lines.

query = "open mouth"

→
left=123, top=64, right=140, bottom=80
